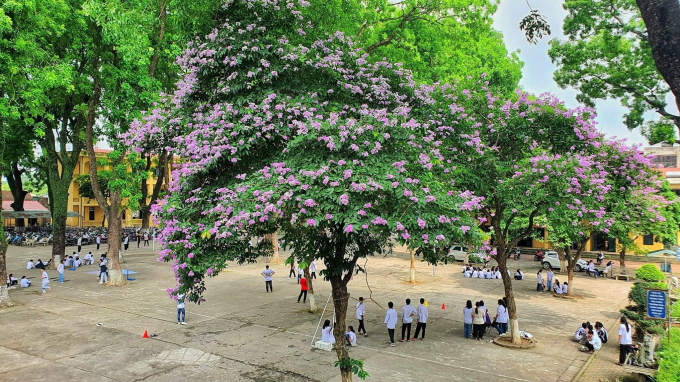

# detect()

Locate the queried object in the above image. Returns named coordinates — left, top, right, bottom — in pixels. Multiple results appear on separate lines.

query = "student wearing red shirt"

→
left=297, top=276, right=308, bottom=303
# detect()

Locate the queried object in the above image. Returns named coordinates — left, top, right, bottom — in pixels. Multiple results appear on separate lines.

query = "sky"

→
left=491, top=0, right=668, bottom=146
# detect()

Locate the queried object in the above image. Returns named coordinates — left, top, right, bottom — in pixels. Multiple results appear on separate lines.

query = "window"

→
left=651, top=155, right=677, bottom=168
left=88, top=207, right=95, bottom=221
left=643, top=234, right=654, bottom=246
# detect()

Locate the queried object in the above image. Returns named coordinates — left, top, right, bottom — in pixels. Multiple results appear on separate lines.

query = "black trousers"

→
left=311, top=271, right=316, bottom=279
left=358, top=319, right=366, bottom=334
left=78, top=245, right=81, bottom=253
left=144, top=240, right=149, bottom=246
left=388, top=328, right=395, bottom=343
left=473, top=324, right=485, bottom=339
left=619, top=344, right=632, bottom=364
left=265, top=280, right=273, bottom=292
left=137, top=239, right=140, bottom=247
left=289, top=269, right=295, bottom=277
left=401, top=323, right=412, bottom=340
left=414, top=322, right=426, bottom=339
left=585, top=342, right=594, bottom=351
left=124, top=243, right=129, bottom=250
left=97, top=243, right=100, bottom=250
left=297, top=290, right=307, bottom=302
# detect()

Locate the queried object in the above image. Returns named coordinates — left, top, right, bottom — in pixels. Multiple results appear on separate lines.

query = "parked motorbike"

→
left=596, top=252, right=604, bottom=265
left=514, top=247, right=521, bottom=260
left=534, top=250, right=544, bottom=261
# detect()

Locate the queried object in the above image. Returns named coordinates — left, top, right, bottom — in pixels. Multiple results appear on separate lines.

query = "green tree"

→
left=1, top=121, right=37, bottom=228
left=548, top=0, right=679, bottom=142
left=0, top=122, right=11, bottom=307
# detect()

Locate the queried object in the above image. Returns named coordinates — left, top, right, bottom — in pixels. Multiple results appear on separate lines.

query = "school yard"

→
left=0, top=243, right=648, bottom=382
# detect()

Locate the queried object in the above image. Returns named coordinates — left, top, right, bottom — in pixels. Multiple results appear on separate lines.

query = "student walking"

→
left=384, top=302, right=397, bottom=347
left=297, top=275, right=308, bottom=303
left=356, top=297, right=367, bottom=336
left=399, top=299, right=417, bottom=342
left=310, top=260, right=317, bottom=279
left=288, top=261, right=296, bottom=279
left=616, top=317, right=633, bottom=365
left=77, top=236, right=82, bottom=253
left=96, top=235, right=101, bottom=250
left=546, top=268, right=554, bottom=292
left=472, top=301, right=487, bottom=340
left=463, top=300, right=474, bottom=339
left=261, top=265, right=275, bottom=293
left=536, top=269, right=544, bottom=292
left=177, top=294, right=186, bottom=325
left=123, top=234, right=129, bottom=251
left=40, top=268, right=50, bottom=294
left=413, top=298, right=428, bottom=340
left=57, top=259, right=65, bottom=283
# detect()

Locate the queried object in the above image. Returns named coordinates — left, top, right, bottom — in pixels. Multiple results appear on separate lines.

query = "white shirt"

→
left=262, top=269, right=274, bottom=281
left=537, top=272, right=543, bottom=283
left=84, top=253, right=93, bottom=260
left=20, top=278, right=31, bottom=288
left=310, top=261, right=317, bottom=272
left=177, top=294, right=185, bottom=309
left=588, top=263, right=595, bottom=271
left=41, top=270, right=49, bottom=283
left=124, top=237, right=129, bottom=244
left=495, top=271, right=501, bottom=279
left=401, top=305, right=417, bottom=323
left=496, top=305, right=508, bottom=323
left=417, top=304, right=428, bottom=323
left=463, top=307, right=473, bottom=324
left=472, top=306, right=487, bottom=325
left=77, top=238, right=82, bottom=245
left=384, top=309, right=398, bottom=329
left=515, top=271, right=523, bottom=279
left=322, top=326, right=335, bottom=343
left=346, top=331, right=357, bottom=345
left=562, top=284, right=568, bottom=294
left=589, top=333, right=602, bottom=350
left=356, top=302, right=365, bottom=320
left=57, top=264, right=64, bottom=274
left=464, top=270, right=470, bottom=278
left=618, top=324, right=633, bottom=345
left=485, top=271, right=492, bottom=279
left=471, top=271, right=479, bottom=278
left=96, top=237, right=101, bottom=243
left=555, top=285, right=563, bottom=294
left=547, top=271, right=554, bottom=281
left=27, top=261, right=34, bottom=269
left=604, top=264, right=612, bottom=273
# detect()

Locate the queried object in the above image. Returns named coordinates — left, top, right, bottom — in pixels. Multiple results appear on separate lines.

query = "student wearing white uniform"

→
left=40, top=269, right=50, bottom=294
left=603, top=261, right=613, bottom=278
left=514, top=269, right=524, bottom=280
left=321, top=319, right=335, bottom=344
left=616, top=317, right=633, bottom=365
left=472, top=301, right=487, bottom=340
left=261, top=265, right=275, bottom=293
left=536, top=269, right=544, bottom=292
left=356, top=297, right=367, bottom=336
left=77, top=236, right=82, bottom=253
left=464, top=268, right=471, bottom=278
left=471, top=269, right=479, bottom=278
left=546, top=268, right=554, bottom=292
left=583, top=329, right=602, bottom=353
left=346, top=326, right=357, bottom=346
left=123, top=234, right=130, bottom=250
left=57, top=259, right=65, bottom=283
left=463, top=300, right=474, bottom=339
left=485, top=269, right=492, bottom=279
left=493, top=299, right=509, bottom=335
left=413, top=298, right=428, bottom=340
left=495, top=269, right=502, bottom=279
left=554, top=280, right=562, bottom=294
left=26, top=260, right=34, bottom=269
left=20, top=276, right=31, bottom=288
left=310, top=260, right=317, bottom=279
left=399, top=299, right=417, bottom=342
left=177, top=294, right=186, bottom=324
left=84, top=252, right=94, bottom=265
left=96, top=235, right=101, bottom=250
left=562, top=282, right=568, bottom=294
left=384, top=301, right=398, bottom=346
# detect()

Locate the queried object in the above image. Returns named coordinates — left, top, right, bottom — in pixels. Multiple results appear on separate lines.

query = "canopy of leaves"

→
left=548, top=0, right=680, bottom=141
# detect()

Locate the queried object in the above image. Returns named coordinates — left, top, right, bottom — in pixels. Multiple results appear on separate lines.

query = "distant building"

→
left=1, top=191, right=52, bottom=228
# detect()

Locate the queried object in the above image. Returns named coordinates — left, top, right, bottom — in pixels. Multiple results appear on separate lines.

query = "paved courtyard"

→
left=1, top=242, right=642, bottom=382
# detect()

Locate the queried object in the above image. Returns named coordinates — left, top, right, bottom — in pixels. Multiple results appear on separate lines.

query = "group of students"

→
left=5, top=274, right=30, bottom=288
left=462, top=298, right=509, bottom=340
left=382, top=298, right=428, bottom=346
left=462, top=265, right=503, bottom=279
left=536, top=268, right=569, bottom=294
left=573, top=321, right=608, bottom=353
left=586, top=260, right=614, bottom=278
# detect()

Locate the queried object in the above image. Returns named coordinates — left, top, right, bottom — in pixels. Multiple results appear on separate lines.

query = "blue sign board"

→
left=646, top=290, right=667, bottom=320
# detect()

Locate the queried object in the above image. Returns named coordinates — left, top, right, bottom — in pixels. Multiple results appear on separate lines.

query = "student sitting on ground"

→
left=321, top=319, right=336, bottom=344
left=554, top=280, right=562, bottom=294
left=26, top=260, right=35, bottom=269
left=464, top=267, right=471, bottom=278
left=83, top=252, right=94, bottom=265
left=20, top=276, right=31, bottom=288
left=514, top=269, right=524, bottom=280
left=595, top=322, right=608, bottom=344
left=495, top=268, right=502, bottom=279
left=582, top=329, right=602, bottom=353
left=7, top=274, right=18, bottom=286
left=562, top=282, right=568, bottom=294
left=471, top=268, right=479, bottom=278
left=485, top=268, right=493, bottom=279
left=574, top=322, right=589, bottom=342
left=346, top=326, right=357, bottom=347
left=73, top=255, right=82, bottom=268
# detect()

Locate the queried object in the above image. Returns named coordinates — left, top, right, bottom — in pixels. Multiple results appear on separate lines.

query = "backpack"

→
left=485, top=310, right=491, bottom=325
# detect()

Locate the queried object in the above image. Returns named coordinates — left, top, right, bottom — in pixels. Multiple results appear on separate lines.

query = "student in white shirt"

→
left=399, top=299, right=417, bottom=342
left=123, top=234, right=130, bottom=250
left=603, top=261, right=613, bottom=278
left=472, top=301, right=487, bottom=340
left=413, top=298, right=428, bottom=340
left=310, top=260, right=317, bottom=279
left=493, top=299, right=509, bottom=335
left=471, top=269, right=479, bottom=278
left=554, top=280, right=562, bottom=294
left=617, top=317, right=633, bottom=365
left=261, top=265, right=275, bottom=293
left=356, top=297, right=367, bottom=336
left=296, top=264, right=302, bottom=284
left=346, top=326, right=357, bottom=346
left=562, top=282, right=568, bottom=294
left=74, top=255, right=82, bottom=268
left=464, top=268, right=471, bottom=278
left=384, top=302, right=397, bottom=346
left=485, top=268, right=492, bottom=279
left=546, top=268, right=554, bottom=291
left=20, top=276, right=31, bottom=288
left=96, top=235, right=101, bottom=250
left=495, top=269, right=502, bottom=279
left=57, top=259, right=65, bottom=283
left=26, top=260, right=34, bottom=269
left=463, top=300, right=474, bottom=338
left=574, top=322, right=588, bottom=342
left=40, top=269, right=50, bottom=294
left=514, top=269, right=524, bottom=280
left=177, top=293, right=186, bottom=324
left=143, top=232, right=150, bottom=246
left=84, top=252, right=94, bottom=265
left=321, top=319, right=335, bottom=344
left=583, top=329, right=602, bottom=353
left=536, top=269, right=544, bottom=292
left=77, top=236, right=82, bottom=253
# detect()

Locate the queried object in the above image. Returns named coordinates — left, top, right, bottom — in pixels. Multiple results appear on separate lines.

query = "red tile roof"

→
left=2, top=200, right=49, bottom=211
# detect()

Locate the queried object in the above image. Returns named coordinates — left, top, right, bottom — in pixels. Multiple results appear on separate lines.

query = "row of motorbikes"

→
left=6, top=227, right=158, bottom=247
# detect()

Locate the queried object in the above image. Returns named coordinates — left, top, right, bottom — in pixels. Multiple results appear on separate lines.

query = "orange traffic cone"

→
left=441, top=303, right=446, bottom=310
left=142, top=330, right=149, bottom=339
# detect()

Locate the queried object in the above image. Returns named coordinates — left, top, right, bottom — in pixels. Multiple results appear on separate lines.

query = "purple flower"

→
left=325, top=213, right=333, bottom=219
left=307, top=219, right=316, bottom=226
left=345, top=224, right=354, bottom=233
left=207, top=268, right=214, bottom=275
left=460, top=226, right=471, bottom=234
left=340, top=194, right=349, bottom=205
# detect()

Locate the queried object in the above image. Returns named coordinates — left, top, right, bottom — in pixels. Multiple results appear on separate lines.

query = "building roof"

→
left=2, top=191, right=33, bottom=201
left=2, top=200, right=48, bottom=211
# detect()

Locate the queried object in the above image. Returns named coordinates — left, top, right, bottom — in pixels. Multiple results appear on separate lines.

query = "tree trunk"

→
left=496, top=245, right=521, bottom=344
left=566, top=263, right=575, bottom=296
left=267, top=232, right=281, bottom=264
left=636, top=0, right=680, bottom=119
left=619, top=246, right=626, bottom=268
left=105, top=192, right=125, bottom=286
left=330, top=275, right=352, bottom=382
left=556, top=248, right=567, bottom=273
left=303, top=267, right=318, bottom=312
left=409, top=249, right=416, bottom=283
left=0, top=195, right=12, bottom=308
left=50, top=183, right=69, bottom=268
left=6, top=162, right=28, bottom=229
